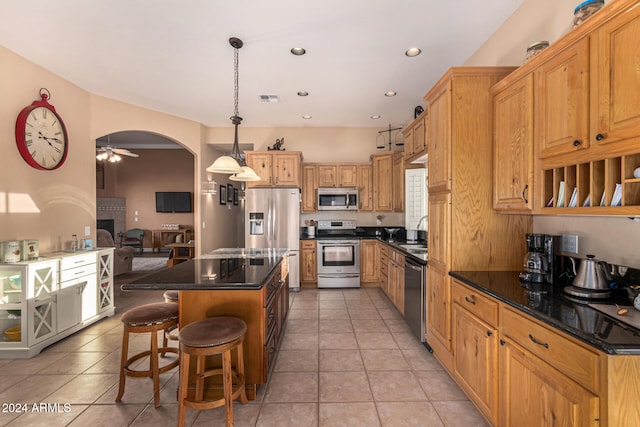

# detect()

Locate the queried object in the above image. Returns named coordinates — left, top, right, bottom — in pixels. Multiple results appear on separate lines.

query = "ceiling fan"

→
left=96, top=146, right=139, bottom=162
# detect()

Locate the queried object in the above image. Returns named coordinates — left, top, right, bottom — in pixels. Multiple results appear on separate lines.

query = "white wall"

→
left=465, top=0, right=640, bottom=268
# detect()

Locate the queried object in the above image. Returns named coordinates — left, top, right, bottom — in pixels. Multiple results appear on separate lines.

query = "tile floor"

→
left=0, top=285, right=489, bottom=426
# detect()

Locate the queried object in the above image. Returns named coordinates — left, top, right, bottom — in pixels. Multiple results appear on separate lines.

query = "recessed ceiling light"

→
left=370, top=115, right=381, bottom=119
left=291, top=47, right=306, bottom=56
left=385, top=91, right=397, bottom=97
left=405, top=47, right=421, bottom=57
left=302, top=115, right=312, bottom=119
left=297, top=91, right=309, bottom=97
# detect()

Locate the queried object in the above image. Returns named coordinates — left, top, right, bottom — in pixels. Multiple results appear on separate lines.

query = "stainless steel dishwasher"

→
left=404, top=257, right=427, bottom=343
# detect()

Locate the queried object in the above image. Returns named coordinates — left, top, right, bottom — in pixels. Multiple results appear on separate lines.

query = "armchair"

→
left=121, top=228, right=145, bottom=255
left=97, top=229, right=134, bottom=276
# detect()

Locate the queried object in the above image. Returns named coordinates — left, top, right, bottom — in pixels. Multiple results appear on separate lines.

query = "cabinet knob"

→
left=573, top=140, right=581, bottom=147
left=464, top=295, right=476, bottom=305
left=595, top=133, right=605, bottom=141
left=486, top=330, right=493, bottom=337
left=500, top=339, right=505, bottom=346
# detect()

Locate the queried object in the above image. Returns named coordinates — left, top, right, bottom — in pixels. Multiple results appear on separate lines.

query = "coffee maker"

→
left=519, top=234, right=560, bottom=286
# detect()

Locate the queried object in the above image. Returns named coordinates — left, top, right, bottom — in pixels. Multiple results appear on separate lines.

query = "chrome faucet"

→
left=416, top=215, right=428, bottom=230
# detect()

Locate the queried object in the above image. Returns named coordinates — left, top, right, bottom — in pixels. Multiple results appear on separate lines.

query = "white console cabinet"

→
left=0, top=248, right=115, bottom=358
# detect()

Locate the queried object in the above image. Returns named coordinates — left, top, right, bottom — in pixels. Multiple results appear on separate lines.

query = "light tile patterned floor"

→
left=0, top=287, right=489, bottom=426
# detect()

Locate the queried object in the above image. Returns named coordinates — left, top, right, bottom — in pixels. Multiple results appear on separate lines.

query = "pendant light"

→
left=206, top=37, right=260, bottom=182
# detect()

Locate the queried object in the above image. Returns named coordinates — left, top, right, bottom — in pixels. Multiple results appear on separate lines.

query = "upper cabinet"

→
left=493, top=73, right=534, bottom=212
left=492, top=0, right=640, bottom=215
left=371, top=152, right=404, bottom=212
left=301, top=164, right=318, bottom=212
left=535, top=38, right=590, bottom=159
left=245, top=151, right=302, bottom=188
left=403, top=113, right=427, bottom=164
left=426, top=80, right=452, bottom=193
left=317, top=164, right=359, bottom=188
left=357, top=165, right=373, bottom=212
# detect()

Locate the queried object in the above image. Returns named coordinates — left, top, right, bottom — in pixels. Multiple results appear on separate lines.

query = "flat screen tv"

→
left=155, top=192, right=192, bottom=213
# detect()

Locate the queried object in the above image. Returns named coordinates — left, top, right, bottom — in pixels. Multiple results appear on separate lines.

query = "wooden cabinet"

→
left=301, top=164, right=317, bottom=212
left=393, top=152, right=404, bottom=212
left=427, top=80, right=452, bottom=193
left=179, top=260, right=289, bottom=400
left=378, top=243, right=389, bottom=294
left=360, top=240, right=378, bottom=285
left=492, top=73, right=535, bottom=212
left=317, top=165, right=337, bottom=187
left=338, top=165, right=358, bottom=187
left=499, top=305, right=600, bottom=427
left=424, top=68, right=532, bottom=370
left=97, top=248, right=114, bottom=314
left=491, top=0, right=640, bottom=215
left=388, top=250, right=405, bottom=314
left=245, top=151, right=302, bottom=188
left=300, top=240, right=317, bottom=287
left=370, top=151, right=403, bottom=212
left=535, top=38, right=590, bottom=159
left=357, top=165, right=373, bottom=211
left=403, top=113, right=427, bottom=164
left=451, top=280, right=499, bottom=425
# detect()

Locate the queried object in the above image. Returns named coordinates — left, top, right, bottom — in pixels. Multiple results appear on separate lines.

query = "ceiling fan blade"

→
left=112, top=148, right=139, bottom=157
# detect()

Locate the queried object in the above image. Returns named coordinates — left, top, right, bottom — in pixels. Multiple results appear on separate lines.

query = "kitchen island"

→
left=122, top=248, right=290, bottom=399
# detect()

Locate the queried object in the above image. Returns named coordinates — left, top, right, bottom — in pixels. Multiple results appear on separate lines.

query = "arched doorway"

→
left=95, top=131, right=195, bottom=258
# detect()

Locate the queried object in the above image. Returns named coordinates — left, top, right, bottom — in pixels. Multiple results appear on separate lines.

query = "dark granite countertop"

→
left=121, top=256, right=283, bottom=291
left=450, top=271, right=640, bottom=355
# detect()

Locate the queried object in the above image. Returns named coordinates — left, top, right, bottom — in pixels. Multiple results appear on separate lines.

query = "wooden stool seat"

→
left=178, top=316, right=248, bottom=427
left=163, top=290, right=179, bottom=303
left=116, top=302, right=180, bottom=408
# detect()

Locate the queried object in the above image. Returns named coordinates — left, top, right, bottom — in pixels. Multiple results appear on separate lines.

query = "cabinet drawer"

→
left=300, top=240, right=316, bottom=250
left=60, top=253, right=94, bottom=270
left=451, top=280, right=498, bottom=326
left=60, top=262, right=97, bottom=284
left=501, top=305, right=600, bottom=393
left=378, top=245, right=389, bottom=257
left=380, top=257, right=389, bottom=276
left=265, top=294, right=278, bottom=344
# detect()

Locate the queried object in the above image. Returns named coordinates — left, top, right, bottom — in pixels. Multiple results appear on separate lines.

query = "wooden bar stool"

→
left=161, top=290, right=180, bottom=352
left=178, top=316, right=248, bottom=427
left=116, top=302, right=179, bottom=408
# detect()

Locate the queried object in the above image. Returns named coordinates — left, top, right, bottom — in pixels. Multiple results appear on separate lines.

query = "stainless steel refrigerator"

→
left=245, top=188, right=300, bottom=291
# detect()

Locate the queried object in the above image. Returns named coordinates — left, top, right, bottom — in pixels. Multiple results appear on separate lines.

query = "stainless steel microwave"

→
left=317, top=188, right=358, bottom=211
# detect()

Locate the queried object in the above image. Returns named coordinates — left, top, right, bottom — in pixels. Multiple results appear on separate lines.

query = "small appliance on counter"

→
left=564, top=254, right=613, bottom=299
left=518, top=233, right=560, bottom=287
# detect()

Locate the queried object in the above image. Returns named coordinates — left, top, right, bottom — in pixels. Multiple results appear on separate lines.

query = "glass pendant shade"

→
left=206, top=155, right=242, bottom=174
left=230, top=165, right=261, bottom=181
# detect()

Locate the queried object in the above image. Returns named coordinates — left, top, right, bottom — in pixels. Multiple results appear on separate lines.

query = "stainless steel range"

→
left=316, top=220, right=360, bottom=288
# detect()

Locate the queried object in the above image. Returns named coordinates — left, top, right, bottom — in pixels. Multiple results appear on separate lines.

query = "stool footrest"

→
left=123, top=348, right=179, bottom=378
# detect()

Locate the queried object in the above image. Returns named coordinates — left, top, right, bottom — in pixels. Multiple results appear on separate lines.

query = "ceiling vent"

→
left=259, top=94, right=280, bottom=103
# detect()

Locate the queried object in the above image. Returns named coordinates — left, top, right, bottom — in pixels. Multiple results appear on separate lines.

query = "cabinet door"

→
left=536, top=38, right=590, bottom=158
left=300, top=242, right=317, bottom=284
left=394, top=259, right=404, bottom=315
left=317, top=165, right=337, bottom=187
left=56, top=284, right=80, bottom=332
left=413, top=116, right=426, bottom=155
left=427, top=264, right=450, bottom=351
left=357, top=165, right=373, bottom=211
left=393, top=152, right=404, bottom=212
left=301, top=164, right=318, bottom=212
left=403, top=126, right=415, bottom=158
left=98, top=249, right=114, bottom=312
left=372, top=153, right=393, bottom=211
left=592, top=5, right=640, bottom=147
left=360, top=240, right=378, bottom=284
left=452, top=305, right=498, bottom=425
left=27, top=298, right=56, bottom=345
left=246, top=153, right=273, bottom=186
left=427, top=80, right=452, bottom=192
left=338, top=165, right=358, bottom=187
left=427, top=192, right=451, bottom=269
left=493, top=74, right=534, bottom=212
left=81, top=275, right=98, bottom=321
left=274, top=154, right=300, bottom=187
left=500, top=339, right=599, bottom=427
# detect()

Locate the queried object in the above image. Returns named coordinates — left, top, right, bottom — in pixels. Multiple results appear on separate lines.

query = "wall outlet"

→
left=560, top=234, right=579, bottom=254
left=84, top=226, right=91, bottom=236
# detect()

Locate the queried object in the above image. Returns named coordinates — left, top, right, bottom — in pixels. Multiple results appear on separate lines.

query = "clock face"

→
left=17, top=105, right=68, bottom=170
